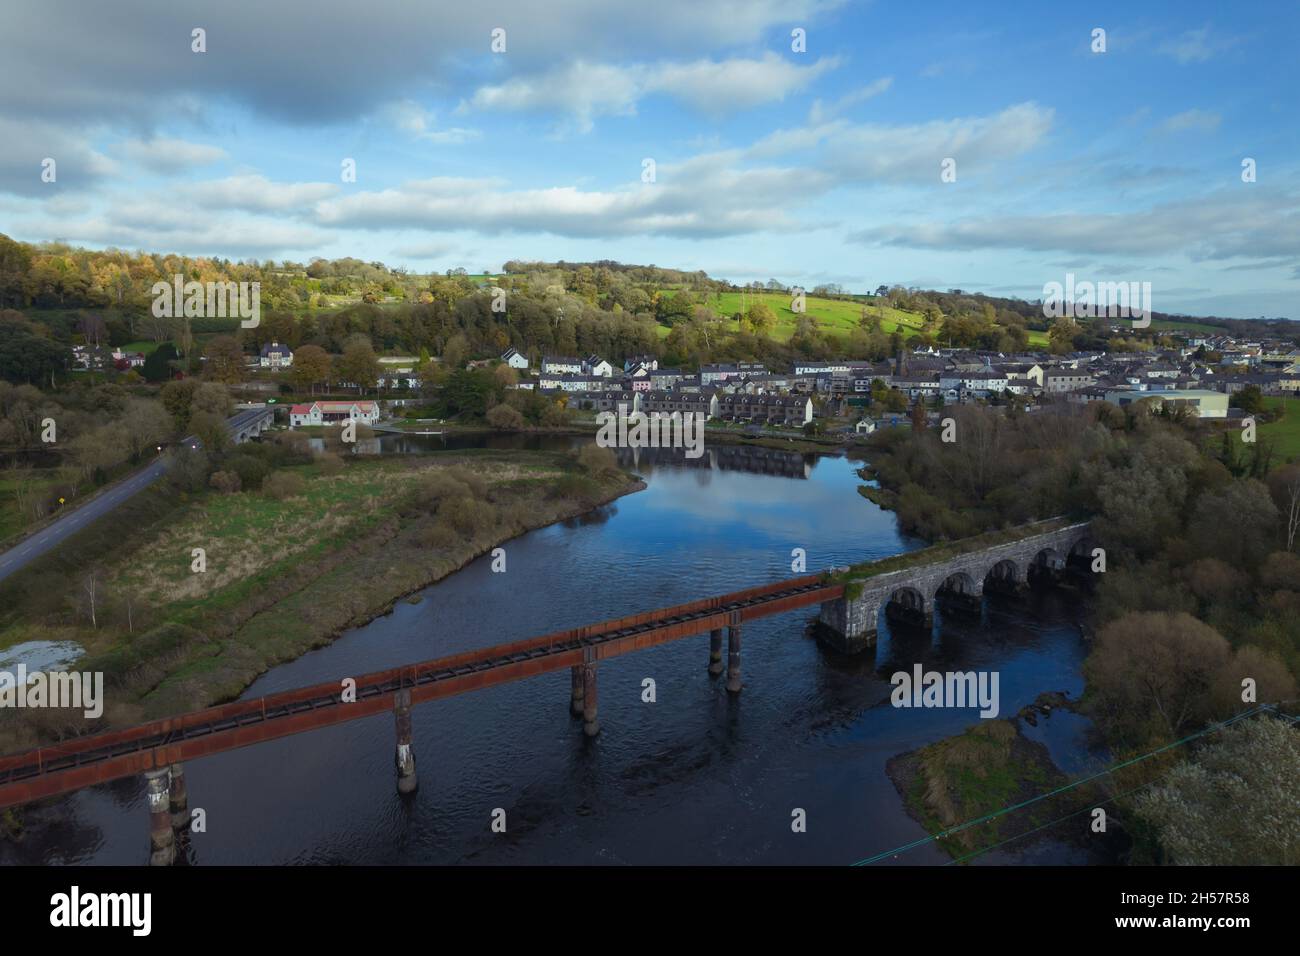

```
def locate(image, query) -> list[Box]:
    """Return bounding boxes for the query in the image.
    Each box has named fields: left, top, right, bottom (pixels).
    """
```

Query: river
left=12, top=435, right=1106, bottom=865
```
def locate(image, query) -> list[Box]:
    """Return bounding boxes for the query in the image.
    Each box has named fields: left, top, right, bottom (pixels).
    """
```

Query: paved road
left=0, top=407, right=275, bottom=585
left=0, top=451, right=179, bottom=585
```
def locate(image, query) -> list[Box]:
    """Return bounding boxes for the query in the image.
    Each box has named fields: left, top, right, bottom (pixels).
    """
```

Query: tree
left=1235, top=384, right=1264, bottom=415
left=160, top=379, right=200, bottom=430
left=190, top=382, right=233, bottom=419
left=743, top=302, right=776, bottom=337
left=336, top=338, right=381, bottom=393
left=203, top=336, right=246, bottom=383
left=0, top=234, right=33, bottom=308
left=119, top=398, right=172, bottom=463
left=1135, top=718, right=1300, bottom=865
left=189, top=410, right=230, bottom=454
left=290, top=344, right=332, bottom=394
left=141, top=343, right=178, bottom=383
left=486, top=404, right=525, bottom=430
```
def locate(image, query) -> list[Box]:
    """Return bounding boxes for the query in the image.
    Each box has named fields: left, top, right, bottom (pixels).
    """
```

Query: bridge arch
left=882, top=585, right=929, bottom=630
left=935, top=570, right=979, bottom=598
left=984, top=558, right=1021, bottom=592
left=1066, top=536, right=1101, bottom=573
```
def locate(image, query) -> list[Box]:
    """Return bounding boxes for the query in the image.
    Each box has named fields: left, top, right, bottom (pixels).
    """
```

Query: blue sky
left=1, top=0, right=1297, bottom=318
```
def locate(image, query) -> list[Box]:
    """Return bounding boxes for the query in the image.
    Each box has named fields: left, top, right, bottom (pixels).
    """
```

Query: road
left=0, top=407, right=272, bottom=585
left=0, top=452, right=178, bottom=585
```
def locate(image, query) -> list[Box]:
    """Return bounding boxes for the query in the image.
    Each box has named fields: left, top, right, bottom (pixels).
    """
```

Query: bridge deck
left=0, top=574, right=841, bottom=808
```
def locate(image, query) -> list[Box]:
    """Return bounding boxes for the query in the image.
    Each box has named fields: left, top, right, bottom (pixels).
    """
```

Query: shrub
left=226, top=453, right=271, bottom=490
left=550, top=473, right=600, bottom=505
left=442, top=496, right=497, bottom=537
left=486, top=404, right=525, bottom=430
left=263, top=470, right=307, bottom=500
left=575, top=443, right=619, bottom=478
left=315, top=452, right=345, bottom=475
left=209, top=470, right=242, bottom=494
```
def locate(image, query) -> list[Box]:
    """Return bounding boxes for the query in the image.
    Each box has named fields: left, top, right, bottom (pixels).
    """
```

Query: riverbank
left=0, top=448, right=645, bottom=752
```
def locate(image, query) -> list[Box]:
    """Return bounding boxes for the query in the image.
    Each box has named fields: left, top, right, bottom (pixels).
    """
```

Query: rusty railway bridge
left=0, top=573, right=841, bottom=863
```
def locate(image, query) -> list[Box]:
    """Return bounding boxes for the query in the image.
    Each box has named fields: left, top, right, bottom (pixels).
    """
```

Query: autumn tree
left=290, top=344, right=332, bottom=394
left=203, top=336, right=246, bottom=383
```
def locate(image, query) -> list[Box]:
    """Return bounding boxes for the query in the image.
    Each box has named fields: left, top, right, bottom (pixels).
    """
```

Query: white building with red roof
left=289, top=400, right=381, bottom=428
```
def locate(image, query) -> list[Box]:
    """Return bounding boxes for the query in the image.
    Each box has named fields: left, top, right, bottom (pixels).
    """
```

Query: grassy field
left=1227, top=396, right=1300, bottom=463
left=0, top=448, right=642, bottom=744
left=660, top=289, right=1052, bottom=348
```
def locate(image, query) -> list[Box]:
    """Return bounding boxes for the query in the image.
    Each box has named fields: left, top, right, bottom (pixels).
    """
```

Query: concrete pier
left=570, top=665, right=585, bottom=716
left=726, top=616, right=742, bottom=694
left=708, top=628, right=724, bottom=676
left=168, top=762, right=188, bottom=830
left=394, top=688, right=417, bottom=795
left=582, top=660, right=600, bottom=737
left=145, top=768, right=175, bottom=866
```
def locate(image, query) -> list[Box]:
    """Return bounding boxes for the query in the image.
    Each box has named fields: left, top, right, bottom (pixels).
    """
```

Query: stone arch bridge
left=817, top=518, right=1093, bottom=652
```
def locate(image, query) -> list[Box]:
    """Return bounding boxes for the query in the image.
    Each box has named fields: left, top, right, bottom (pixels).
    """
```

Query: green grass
left=120, top=340, right=161, bottom=354
left=832, top=515, right=1078, bottom=587
left=1227, top=396, right=1300, bottom=463
left=662, top=289, right=1051, bottom=348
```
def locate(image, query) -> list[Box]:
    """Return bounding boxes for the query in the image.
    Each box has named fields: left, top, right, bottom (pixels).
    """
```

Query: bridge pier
left=169, top=762, right=188, bottom=831
left=394, top=688, right=417, bottom=794
left=708, top=628, right=724, bottom=676
left=582, top=659, right=600, bottom=737
left=726, top=615, right=742, bottom=694
left=145, top=768, right=175, bottom=866
left=569, top=665, right=585, bottom=716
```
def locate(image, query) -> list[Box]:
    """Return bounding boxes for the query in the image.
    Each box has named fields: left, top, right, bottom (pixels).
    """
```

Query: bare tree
left=83, top=570, right=98, bottom=629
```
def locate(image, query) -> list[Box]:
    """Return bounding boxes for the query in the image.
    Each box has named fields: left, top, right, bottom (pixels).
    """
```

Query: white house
left=501, top=347, right=529, bottom=370
left=583, top=354, right=614, bottom=377
left=289, top=401, right=381, bottom=428
left=259, top=342, right=294, bottom=369
left=542, top=355, right=583, bottom=375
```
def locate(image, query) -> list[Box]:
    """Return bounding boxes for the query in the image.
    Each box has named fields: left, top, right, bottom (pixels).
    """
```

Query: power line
left=851, top=704, right=1269, bottom=867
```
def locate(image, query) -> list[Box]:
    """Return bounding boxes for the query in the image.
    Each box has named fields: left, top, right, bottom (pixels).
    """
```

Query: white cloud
left=465, top=54, right=840, bottom=130
left=751, top=102, right=1054, bottom=184
left=384, top=101, right=481, bottom=144
left=1159, top=27, right=1239, bottom=64
left=112, top=138, right=227, bottom=173
left=849, top=189, right=1300, bottom=267
left=808, top=76, right=893, bottom=124
left=1160, top=109, right=1222, bottom=134
left=189, top=174, right=339, bottom=213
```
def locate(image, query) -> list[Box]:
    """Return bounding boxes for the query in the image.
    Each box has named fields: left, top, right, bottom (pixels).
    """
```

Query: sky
left=0, top=0, right=1297, bottom=319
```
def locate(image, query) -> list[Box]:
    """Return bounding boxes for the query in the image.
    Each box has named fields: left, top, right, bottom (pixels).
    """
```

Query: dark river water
left=15, top=434, right=1105, bottom=866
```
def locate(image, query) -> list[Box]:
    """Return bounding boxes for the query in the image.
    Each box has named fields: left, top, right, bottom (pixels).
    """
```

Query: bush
left=486, top=404, right=526, bottom=430
left=442, top=496, right=497, bottom=537
left=416, top=521, right=460, bottom=550
left=226, top=453, right=271, bottom=491
left=272, top=430, right=313, bottom=464
left=550, top=473, right=600, bottom=505
left=315, top=452, right=345, bottom=475
left=263, top=470, right=307, bottom=500
left=209, top=470, right=242, bottom=494
left=575, top=443, right=619, bottom=478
